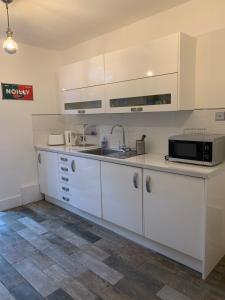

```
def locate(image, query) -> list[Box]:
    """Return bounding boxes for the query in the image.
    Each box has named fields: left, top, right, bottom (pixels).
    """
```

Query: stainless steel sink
left=80, top=148, right=137, bottom=159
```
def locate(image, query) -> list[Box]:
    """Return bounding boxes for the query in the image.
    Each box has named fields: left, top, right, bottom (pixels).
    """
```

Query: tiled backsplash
left=32, top=109, right=225, bottom=155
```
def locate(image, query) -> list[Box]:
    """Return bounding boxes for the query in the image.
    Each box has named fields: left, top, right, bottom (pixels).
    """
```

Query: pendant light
left=1, top=0, right=18, bottom=54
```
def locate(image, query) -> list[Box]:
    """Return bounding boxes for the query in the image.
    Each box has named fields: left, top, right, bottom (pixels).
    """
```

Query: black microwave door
left=169, top=140, right=204, bottom=161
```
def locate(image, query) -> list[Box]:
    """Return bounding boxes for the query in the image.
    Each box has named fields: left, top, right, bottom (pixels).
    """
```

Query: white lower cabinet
left=101, top=162, right=143, bottom=235
left=143, top=169, right=204, bottom=260
left=58, top=154, right=102, bottom=217
left=37, top=151, right=59, bottom=200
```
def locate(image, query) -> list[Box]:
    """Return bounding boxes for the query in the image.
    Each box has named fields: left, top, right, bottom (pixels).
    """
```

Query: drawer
left=59, top=193, right=72, bottom=203
left=59, top=174, right=72, bottom=185
left=58, top=154, right=74, bottom=165
left=59, top=183, right=72, bottom=195
left=58, top=162, right=76, bottom=175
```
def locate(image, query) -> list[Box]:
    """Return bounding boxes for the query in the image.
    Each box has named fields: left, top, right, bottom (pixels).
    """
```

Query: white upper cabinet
left=104, top=33, right=179, bottom=83
left=104, top=32, right=196, bottom=112
left=59, top=55, right=105, bottom=90
left=105, top=73, right=178, bottom=113
left=60, top=85, right=105, bottom=114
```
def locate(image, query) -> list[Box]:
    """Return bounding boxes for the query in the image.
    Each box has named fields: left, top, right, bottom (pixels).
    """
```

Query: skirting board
left=0, top=184, right=43, bottom=211
left=46, top=196, right=202, bottom=275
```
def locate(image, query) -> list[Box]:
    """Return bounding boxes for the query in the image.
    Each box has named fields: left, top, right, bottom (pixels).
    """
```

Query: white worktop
left=35, top=144, right=225, bottom=179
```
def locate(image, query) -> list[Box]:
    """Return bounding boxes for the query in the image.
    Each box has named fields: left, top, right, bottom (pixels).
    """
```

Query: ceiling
left=0, top=0, right=190, bottom=50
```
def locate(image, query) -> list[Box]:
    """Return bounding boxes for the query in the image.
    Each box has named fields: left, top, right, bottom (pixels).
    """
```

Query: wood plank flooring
left=0, top=200, right=224, bottom=299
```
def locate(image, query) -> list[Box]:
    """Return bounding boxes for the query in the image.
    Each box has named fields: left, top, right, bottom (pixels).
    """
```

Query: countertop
left=35, top=144, right=225, bottom=179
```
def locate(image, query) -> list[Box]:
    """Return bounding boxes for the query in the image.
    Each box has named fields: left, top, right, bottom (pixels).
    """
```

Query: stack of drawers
left=58, top=154, right=76, bottom=204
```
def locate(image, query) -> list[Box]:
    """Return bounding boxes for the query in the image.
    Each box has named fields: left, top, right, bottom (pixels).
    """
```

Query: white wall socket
left=215, top=111, right=225, bottom=121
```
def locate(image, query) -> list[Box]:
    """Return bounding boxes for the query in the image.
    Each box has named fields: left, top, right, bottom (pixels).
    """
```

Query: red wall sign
left=1, top=83, right=34, bottom=101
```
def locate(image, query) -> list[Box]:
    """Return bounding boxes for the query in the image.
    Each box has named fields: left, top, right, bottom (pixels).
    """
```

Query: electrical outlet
left=215, top=111, right=225, bottom=121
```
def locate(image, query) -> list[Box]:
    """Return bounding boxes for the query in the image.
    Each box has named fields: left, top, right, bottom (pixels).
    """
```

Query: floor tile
left=14, top=258, right=58, bottom=297
left=18, top=217, right=48, bottom=235
left=43, top=264, right=71, bottom=283
left=46, top=288, right=74, bottom=300
left=9, top=281, right=44, bottom=300
left=71, top=251, right=123, bottom=285
left=55, top=226, right=90, bottom=248
left=61, top=278, right=97, bottom=300
left=41, top=245, right=88, bottom=277
left=65, top=223, right=101, bottom=243
left=81, top=244, right=111, bottom=261
left=157, top=285, right=192, bottom=300
left=0, top=281, right=15, bottom=300
left=78, top=271, right=133, bottom=300
left=43, top=232, right=77, bottom=255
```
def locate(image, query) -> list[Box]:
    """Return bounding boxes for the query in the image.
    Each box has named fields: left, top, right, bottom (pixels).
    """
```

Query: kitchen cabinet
left=105, top=73, right=178, bottom=113
left=104, top=32, right=196, bottom=112
left=143, top=169, right=204, bottom=260
left=58, top=55, right=105, bottom=90
left=60, top=85, right=105, bottom=114
left=37, top=151, right=59, bottom=200
left=104, top=33, right=179, bottom=83
left=101, top=162, right=143, bottom=234
left=58, top=154, right=101, bottom=217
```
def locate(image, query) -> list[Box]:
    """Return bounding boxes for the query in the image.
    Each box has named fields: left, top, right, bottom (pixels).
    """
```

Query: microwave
left=168, top=134, right=225, bottom=166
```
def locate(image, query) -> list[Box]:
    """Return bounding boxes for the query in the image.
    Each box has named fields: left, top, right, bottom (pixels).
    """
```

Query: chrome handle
left=38, top=153, right=41, bottom=164
left=62, top=186, right=69, bottom=192
left=61, top=176, right=69, bottom=182
left=61, top=167, right=68, bottom=172
left=71, top=160, right=76, bottom=172
left=78, top=110, right=86, bottom=114
left=62, top=196, right=70, bottom=202
left=133, top=172, right=138, bottom=189
left=60, top=157, right=68, bottom=162
left=146, top=176, right=151, bottom=193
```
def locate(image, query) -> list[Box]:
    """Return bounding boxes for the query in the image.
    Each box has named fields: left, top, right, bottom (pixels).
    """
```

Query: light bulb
left=3, top=35, right=18, bottom=54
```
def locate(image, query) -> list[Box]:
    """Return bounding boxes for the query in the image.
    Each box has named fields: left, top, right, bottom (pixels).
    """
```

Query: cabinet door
left=61, top=85, right=105, bottom=115
left=59, top=55, right=105, bottom=90
left=143, top=169, right=204, bottom=259
left=105, top=73, right=178, bottom=113
left=105, top=33, right=179, bottom=83
left=101, top=162, right=143, bottom=234
left=37, top=151, right=59, bottom=200
left=59, top=156, right=101, bottom=217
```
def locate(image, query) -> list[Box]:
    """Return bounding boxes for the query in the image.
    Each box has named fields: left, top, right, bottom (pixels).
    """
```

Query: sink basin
left=80, top=148, right=137, bottom=159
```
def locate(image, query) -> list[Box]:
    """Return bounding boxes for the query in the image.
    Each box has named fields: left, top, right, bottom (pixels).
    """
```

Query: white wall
left=0, top=42, right=60, bottom=209
left=35, top=0, right=225, bottom=157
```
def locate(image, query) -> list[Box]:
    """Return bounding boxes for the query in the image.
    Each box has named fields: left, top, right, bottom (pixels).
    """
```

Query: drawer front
left=59, top=193, right=72, bottom=203
left=59, top=183, right=72, bottom=195
left=58, top=161, right=76, bottom=175
left=59, top=174, right=72, bottom=185
left=58, top=154, right=73, bottom=165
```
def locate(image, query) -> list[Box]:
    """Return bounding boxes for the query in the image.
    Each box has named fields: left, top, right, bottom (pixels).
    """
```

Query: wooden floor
left=0, top=201, right=224, bottom=300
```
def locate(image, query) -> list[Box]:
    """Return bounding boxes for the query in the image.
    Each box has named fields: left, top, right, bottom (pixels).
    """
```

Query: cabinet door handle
left=61, top=176, right=69, bottom=182
left=133, top=172, right=138, bottom=189
left=61, top=167, right=68, bottom=172
left=38, top=153, right=41, bottom=164
left=71, top=160, right=76, bottom=172
left=146, top=176, right=151, bottom=193
left=62, top=186, right=69, bottom=192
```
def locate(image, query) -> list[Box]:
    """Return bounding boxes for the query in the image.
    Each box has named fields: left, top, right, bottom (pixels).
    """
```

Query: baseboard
left=0, top=184, right=43, bottom=211
left=46, top=196, right=202, bottom=275
left=0, top=195, right=22, bottom=211
left=20, top=183, right=43, bottom=205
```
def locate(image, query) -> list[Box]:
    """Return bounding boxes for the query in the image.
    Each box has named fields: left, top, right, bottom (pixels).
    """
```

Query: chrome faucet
left=110, top=124, right=129, bottom=152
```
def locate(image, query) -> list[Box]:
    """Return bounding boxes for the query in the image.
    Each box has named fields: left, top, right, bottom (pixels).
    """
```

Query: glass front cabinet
left=105, top=73, right=178, bottom=113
